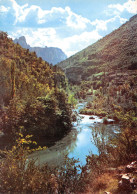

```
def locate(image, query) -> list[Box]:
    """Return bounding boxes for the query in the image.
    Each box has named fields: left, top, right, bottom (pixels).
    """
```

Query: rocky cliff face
left=14, top=36, right=29, bottom=49
left=14, top=36, right=67, bottom=65
left=58, top=14, right=137, bottom=83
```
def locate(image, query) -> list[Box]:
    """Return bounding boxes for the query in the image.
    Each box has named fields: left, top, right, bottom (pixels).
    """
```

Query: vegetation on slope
left=0, top=14, right=137, bottom=193
left=0, top=133, right=86, bottom=193
left=0, top=31, right=73, bottom=146
left=0, top=31, right=85, bottom=194
left=58, top=14, right=137, bottom=84
left=58, top=14, right=137, bottom=193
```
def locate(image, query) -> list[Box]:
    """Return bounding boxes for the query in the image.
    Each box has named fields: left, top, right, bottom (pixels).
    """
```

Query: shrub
left=0, top=133, right=87, bottom=193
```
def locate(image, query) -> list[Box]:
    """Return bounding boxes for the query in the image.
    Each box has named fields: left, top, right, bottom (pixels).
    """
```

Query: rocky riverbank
left=87, top=159, right=137, bottom=194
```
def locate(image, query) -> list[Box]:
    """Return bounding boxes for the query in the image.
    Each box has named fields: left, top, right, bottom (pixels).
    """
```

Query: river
left=29, top=103, right=120, bottom=167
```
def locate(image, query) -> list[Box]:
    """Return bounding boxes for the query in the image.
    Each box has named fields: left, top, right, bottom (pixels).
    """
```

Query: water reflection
left=29, top=104, right=120, bottom=168
left=68, top=115, right=99, bottom=166
left=29, top=128, right=78, bottom=167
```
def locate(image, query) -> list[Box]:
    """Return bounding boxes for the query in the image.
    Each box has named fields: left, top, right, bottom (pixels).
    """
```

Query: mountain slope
left=0, top=31, right=71, bottom=142
left=58, top=14, right=137, bottom=84
left=14, top=36, right=67, bottom=65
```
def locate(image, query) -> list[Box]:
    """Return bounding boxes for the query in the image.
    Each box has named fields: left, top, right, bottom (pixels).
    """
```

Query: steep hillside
left=14, top=36, right=67, bottom=65
left=0, top=31, right=71, bottom=144
left=58, top=14, right=137, bottom=84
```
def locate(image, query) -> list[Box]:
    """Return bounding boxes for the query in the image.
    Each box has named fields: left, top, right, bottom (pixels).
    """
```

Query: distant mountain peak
left=13, top=36, right=67, bottom=65
left=18, top=36, right=26, bottom=41
left=14, top=36, right=30, bottom=49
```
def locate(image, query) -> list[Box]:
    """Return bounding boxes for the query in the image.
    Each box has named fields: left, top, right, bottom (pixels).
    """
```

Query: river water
left=29, top=103, right=120, bottom=167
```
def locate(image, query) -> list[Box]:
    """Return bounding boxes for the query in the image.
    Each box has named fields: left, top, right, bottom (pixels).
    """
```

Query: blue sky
left=0, top=0, right=137, bottom=56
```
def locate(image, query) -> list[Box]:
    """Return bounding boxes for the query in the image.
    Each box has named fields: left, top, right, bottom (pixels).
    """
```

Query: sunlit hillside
left=58, top=14, right=137, bottom=85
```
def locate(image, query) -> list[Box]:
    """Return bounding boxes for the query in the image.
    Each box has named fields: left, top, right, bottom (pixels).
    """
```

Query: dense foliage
left=73, top=69, right=137, bottom=165
left=0, top=133, right=86, bottom=193
left=0, top=14, right=137, bottom=192
left=0, top=31, right=72, bottom=145
left=62, top=15, right=137, bottom=168
left=57, top=15, right=137, bottom=193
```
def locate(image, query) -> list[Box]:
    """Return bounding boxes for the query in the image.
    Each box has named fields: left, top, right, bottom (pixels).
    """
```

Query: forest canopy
left=0, top=31, right=72, bottom=145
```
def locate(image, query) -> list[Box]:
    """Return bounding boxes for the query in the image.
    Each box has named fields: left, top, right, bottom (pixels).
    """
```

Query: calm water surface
left=29, top=103, right=120, bottom=167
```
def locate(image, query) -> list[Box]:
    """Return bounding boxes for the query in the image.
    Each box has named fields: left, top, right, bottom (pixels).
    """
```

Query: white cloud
left=124, top=0, right=137, bottom=14
left=91, top=19, right=110, bottom=31
left=108, top=4, right=125, bottom=13
left=10, top=28, right=56, bottom=47
left=9, top=0, right=29, bottom=24
left=10, top=28, right=102, bottom=57
left=6, top=0, right=103, bottom=56
left=62, top=30, right=102, bottom=56
left=118, top=16, right=128, bottom=24
left=108, top=0, right=137, bottom=15
left=0, top=5, right=10, bottom=13
left=90, top=16, right=127, bottom=31
left=66, top=6, right=91, bottom=30
left=6, top=0, right=128, bottom=57
left=8, top=0, right=90, bottom=30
